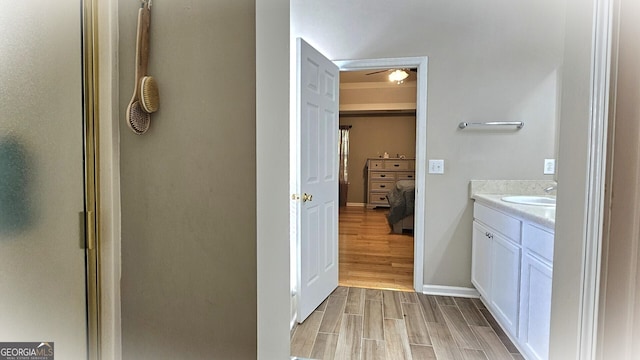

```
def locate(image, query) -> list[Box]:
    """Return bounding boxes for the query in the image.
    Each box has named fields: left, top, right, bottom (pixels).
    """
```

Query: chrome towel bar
left=458, top=121, right=524, bottom=129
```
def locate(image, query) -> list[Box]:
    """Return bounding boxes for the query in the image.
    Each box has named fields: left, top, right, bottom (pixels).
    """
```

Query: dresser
left=366, top=158, right=415, bottom=209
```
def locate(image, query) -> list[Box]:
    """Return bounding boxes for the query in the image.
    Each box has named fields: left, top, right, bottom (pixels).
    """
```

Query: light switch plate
left=429, top=159, right=445, bottom=174
left=544, top=159, right=556, bottom=175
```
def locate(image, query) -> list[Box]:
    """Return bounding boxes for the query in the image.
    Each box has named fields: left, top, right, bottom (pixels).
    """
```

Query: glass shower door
left=0, top=1, right=89, bottom=358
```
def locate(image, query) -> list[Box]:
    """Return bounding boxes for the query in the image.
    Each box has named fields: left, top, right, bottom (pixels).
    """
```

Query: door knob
left=302, top=193, right=313, bottom=203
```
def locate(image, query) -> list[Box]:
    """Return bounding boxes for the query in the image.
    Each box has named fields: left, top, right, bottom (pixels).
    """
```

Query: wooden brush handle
left=130, top=3, right=150, bottom=103
left=138, top=4, right=151, bottom=79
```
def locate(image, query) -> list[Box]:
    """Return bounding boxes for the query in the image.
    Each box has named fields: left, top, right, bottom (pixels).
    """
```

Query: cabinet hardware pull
left=394, top=164, right=400, bottom=167
left=380, top=185, right=385, bottom=188
left=380, top=174, right=386, bottom=177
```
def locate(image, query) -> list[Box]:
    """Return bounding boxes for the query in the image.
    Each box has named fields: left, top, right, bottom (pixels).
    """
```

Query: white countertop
left=472, top=193, right=556, bottom=230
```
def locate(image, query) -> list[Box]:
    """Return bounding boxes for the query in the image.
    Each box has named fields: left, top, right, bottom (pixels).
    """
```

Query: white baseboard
left=422, top=284, right=480, bottom=298
left=290, top=293, right=297, bottom=331
left=346, top=202, right=366, bottom=207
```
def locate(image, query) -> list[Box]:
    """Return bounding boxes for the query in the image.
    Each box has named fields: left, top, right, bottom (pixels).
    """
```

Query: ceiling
left=340, top=68, right=418, bottom=84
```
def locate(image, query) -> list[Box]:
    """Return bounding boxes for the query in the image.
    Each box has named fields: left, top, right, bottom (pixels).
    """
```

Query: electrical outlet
left=429, top=159, right=445, bottom=174
left=544, top=159, right=556, bottom=175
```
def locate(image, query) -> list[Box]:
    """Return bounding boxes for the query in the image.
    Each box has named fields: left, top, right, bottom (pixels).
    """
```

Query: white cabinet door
left=472, top=221, right=492, bottom=300
left=491, top=233, right=521, bottom=336
left=519, top=252, right=553, bottom=360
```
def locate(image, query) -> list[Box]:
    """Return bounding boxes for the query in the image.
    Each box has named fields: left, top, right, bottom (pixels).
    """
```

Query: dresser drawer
left=368, top=192, right=389, bottom=205
left=370, top=181, right=395, bottom=191
left=384, top=160, right=410, bottom=170
left=369, top=160, right=384, bottom=170
left=397, top=172, right=415, bottom=180
left=370, top=171, right=395, bottom=180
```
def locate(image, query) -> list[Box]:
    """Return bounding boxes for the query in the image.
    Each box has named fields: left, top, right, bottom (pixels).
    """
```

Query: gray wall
left=293, top=0, right=565, bottom=287
left=339, top=116, right=416, bottom=203
left=118, top=1, right=256, bottom=358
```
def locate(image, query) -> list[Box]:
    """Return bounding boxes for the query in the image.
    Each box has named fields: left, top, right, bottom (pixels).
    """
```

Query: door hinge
left=86, top=210, right=95, bottom=250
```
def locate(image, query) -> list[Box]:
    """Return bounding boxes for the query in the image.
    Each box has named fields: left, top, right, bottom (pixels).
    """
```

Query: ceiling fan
left=365, top=68, right=417, bottom=84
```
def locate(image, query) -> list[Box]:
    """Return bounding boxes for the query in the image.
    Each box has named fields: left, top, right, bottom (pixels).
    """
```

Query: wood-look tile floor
left=291, top=286, right=523, bottom=360
left=339, top=207, right=414, bottom=291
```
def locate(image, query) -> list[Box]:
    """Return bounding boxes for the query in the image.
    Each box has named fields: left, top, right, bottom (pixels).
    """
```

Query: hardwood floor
left=339, top=207, right=414, bottom=291
left=291, top=287, right=522, bottom=360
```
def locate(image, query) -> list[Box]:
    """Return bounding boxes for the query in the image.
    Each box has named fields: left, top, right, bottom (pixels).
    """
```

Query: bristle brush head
left=140, top=76, right=159, bottom=113
left=127, top=101, right=151, bottom=134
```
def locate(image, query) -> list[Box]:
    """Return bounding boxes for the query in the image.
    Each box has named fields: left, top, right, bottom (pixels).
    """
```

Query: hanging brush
left=126, top=0, right=159, bottom=134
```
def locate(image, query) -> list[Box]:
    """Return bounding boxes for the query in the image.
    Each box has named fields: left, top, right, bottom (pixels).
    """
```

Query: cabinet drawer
left=397, top=172, right=415, bottom=180
left=523, top=224, right=554, bottom=263
left=370, top=171, right=395, bottom=180
left=370, top=181, right=395, bottom=191
left=368, top=192, right=389, bottom=205
left=384, top=160, right=409, bottom=170
left=474, top=203, right=522, bottom=243
left=369, top=160, right=383, bottom=170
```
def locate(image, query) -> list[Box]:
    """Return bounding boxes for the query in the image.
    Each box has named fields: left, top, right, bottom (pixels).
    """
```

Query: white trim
left=97, top=0, right=122, bottom=359
left=345, top=202, right=366, bottom=207
left=422, top=285, right=480, bottom=298
left=340, top=81, right=417, bottom=90
left=290, top=293, right=297, bottom=331
left=340, top=103, right=416, bottom=112
left=336, top=56, right=428, bottom=294
left=580, top=0, right=613, bottom=358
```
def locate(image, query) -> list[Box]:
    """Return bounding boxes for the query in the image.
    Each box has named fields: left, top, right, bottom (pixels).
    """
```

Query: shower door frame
left=82, top=0, right=101, bottom=359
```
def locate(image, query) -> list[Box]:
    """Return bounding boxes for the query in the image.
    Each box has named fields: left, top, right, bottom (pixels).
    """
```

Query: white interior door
left=0, top=1, right=88, bottom=358
left=296, top=38, right=339, bottom=323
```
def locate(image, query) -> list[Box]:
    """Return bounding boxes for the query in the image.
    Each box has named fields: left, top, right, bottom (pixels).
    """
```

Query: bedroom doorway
left=335, top=57, right=428, bottom=293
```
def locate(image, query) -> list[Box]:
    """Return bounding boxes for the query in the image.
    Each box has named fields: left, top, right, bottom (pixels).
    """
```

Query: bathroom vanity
left=471, top=190, right=555, bottom=360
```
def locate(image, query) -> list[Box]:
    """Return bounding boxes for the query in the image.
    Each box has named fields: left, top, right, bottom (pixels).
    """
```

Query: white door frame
left=334, top=56, right=428, bottom=292
left=576, top=0, right=612, bottom=357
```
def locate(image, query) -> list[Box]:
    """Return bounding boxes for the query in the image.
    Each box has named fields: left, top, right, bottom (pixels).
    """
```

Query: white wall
left=598, top=0, right=640, bottom=356
left=551, top=0, right=612, bottom=358
left=292, top=0, right=565, bottom=288
left=257, top=0, right=291, bottom=359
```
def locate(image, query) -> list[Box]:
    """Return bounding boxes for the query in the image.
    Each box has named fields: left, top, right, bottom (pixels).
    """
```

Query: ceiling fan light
left=388, top=69, right=409, bottom=84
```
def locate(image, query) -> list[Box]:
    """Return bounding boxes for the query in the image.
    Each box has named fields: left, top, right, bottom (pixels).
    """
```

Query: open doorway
left=336, top=56, right=428, bottom=294
left=337, top=68, right=418, bottom=291
left=289, top=47, right=428, bottom=326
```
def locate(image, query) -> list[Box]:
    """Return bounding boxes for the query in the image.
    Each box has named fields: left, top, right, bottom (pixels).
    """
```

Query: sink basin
left=501, top=195, right=556, bottom=207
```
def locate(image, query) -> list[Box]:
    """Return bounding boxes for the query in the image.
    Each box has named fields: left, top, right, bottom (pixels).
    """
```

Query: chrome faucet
left=544, top=185, right=557, bottom=194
